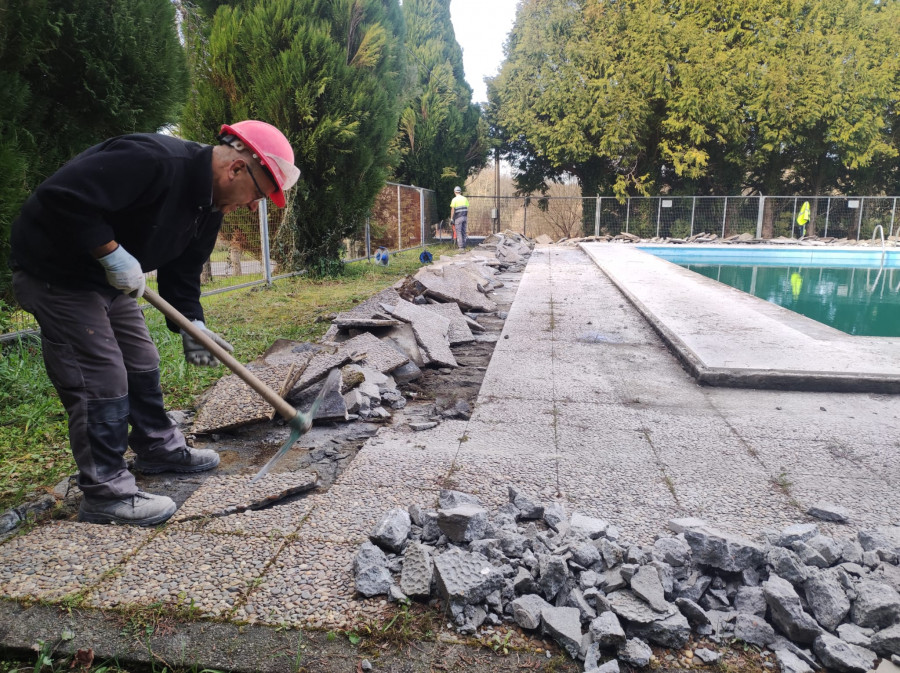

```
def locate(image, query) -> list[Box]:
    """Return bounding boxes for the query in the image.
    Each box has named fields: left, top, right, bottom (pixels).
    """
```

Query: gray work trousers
left=454, top=217, right=468, bottom=249
left=12, top=271, right=186, bottom=501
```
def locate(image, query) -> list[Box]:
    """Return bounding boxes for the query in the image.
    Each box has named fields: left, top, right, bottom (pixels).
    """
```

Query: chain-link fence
left=460, top=195, right=899, bottom=241
left=344, top=183, right=439, bottom=261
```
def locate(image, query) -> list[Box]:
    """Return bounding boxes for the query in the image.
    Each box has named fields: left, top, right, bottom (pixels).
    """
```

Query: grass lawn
left=0, top=245, right=459, bottom=512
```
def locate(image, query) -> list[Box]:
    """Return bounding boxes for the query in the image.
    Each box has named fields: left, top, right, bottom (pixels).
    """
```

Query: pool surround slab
left=581, top=242, right=900, bottom=392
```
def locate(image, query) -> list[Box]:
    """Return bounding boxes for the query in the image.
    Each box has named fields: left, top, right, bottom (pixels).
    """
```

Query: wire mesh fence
left=345, top=183, right=439, bottom=260
left=463, top=195, right=899, bottom=241
left=3, top=190, right=897, bottom=340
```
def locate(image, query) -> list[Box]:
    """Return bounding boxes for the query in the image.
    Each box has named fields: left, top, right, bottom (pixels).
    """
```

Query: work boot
left=133, top=447, right=220, bottom=474
left=78, top=491, right=176, bottom=526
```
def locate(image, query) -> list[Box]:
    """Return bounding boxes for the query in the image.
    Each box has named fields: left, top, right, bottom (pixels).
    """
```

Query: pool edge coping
left=579, top=242, right=900, bottom=394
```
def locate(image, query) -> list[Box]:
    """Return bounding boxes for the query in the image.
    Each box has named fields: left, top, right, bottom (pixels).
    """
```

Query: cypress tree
left=393, top=0, right=486, bottom=214
left=183, top=0, right=407, bottom=273
left=0, top=0, right=188, bottom=302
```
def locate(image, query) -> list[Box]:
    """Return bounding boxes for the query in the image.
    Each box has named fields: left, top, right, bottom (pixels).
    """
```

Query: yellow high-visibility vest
left=797, top=201, right=810, bottom=226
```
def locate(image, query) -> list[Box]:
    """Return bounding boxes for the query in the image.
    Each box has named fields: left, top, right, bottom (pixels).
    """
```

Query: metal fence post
left=891, top=197, right=898, bottom=237
left=856, top=197, right=865, bottom=240
left=365, top=216, right=371, bottom=260
left=756, top=195, right=765, bottom=239
left=791, top=197, right=797, bottom=238
left=721, top=196, right=728, bottom=238
left=824, top=197, right=831, bottom=237
left=656, top=197, right=662, bottom=237
left=690, top=197, right=696, bottom=237
left=625, top=197, right=631, bottom=234
left=396, top=184, right=402, bottom=251
left=419, top=188, right=425, bottom=247
left=523, top=199, right=528, bottom=238
left=258, top=199, right=272, bottom=285
left=594, top=196, right=601, bottom=236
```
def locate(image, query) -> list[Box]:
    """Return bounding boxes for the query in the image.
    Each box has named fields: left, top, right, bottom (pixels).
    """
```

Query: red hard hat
left=219, top=120, right=300, bottom=207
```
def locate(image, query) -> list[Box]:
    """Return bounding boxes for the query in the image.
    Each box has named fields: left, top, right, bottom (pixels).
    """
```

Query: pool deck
left=582, top=242, right=900, bottom=392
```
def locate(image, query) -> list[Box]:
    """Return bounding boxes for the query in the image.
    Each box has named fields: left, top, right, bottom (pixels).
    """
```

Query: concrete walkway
left=1, top=244, right=899, bottom=640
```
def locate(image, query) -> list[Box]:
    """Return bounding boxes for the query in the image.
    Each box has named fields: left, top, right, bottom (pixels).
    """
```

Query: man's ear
left=227, top=158, right=246, bottom=181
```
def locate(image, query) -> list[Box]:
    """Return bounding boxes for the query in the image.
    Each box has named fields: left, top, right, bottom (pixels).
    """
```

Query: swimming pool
left=640, top=245, right=900, bottom=337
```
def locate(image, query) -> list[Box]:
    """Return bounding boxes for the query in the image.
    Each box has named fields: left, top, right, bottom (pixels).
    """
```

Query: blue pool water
left=640, top=245, right=900, bottom=336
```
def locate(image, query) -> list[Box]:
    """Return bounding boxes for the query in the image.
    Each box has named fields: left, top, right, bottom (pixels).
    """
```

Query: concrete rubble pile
left=553, top=231, right=898, bottom=248
left=189, top=233, right=534, bottom=434
left=355, top=488, right=900, bottom=673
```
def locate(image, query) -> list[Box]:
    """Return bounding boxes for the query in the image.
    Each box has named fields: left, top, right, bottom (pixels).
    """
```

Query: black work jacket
left=10, top=133, right=223, bottom=331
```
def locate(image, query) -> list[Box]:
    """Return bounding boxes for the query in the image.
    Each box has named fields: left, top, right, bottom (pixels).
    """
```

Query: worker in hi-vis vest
left=450, top=186, right=469, bottom=250
left=796, top=201, right=810, bottom=239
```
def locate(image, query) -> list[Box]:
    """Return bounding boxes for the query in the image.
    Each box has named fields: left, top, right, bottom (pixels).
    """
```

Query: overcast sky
left=450, top=0, right=519, bottom=105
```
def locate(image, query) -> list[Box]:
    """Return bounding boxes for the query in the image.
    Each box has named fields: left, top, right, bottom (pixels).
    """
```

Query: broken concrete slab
left=288, top=376, right=348, bottom=422
left=172, top=472, right=318, bottom=522
left=382, top=323, right=429, bottom=367
left=386, top=299, right=457, bottom=368
left=335, top=332, right=409, bottom=375
left=192, top=362, right=299, bottom=434
left=414, top=265, right=497, bottom=312
left=287, top=350, right=353, bottom=398
left=261, top=339, right=320, bottom=374
left=419, top=302, right=475, bottom=344
left=332, top=318, right=402, bottom=330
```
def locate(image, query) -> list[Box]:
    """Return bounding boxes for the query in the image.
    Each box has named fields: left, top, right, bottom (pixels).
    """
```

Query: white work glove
left=181, top=320, right=234, bottom=367
left=97, top=246, right=145, bottom=298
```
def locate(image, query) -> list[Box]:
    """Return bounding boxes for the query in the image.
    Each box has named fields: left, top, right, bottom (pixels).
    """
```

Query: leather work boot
left=133, top=447, right=220, bottom=474
left=79, top=491, right=176, bottom=526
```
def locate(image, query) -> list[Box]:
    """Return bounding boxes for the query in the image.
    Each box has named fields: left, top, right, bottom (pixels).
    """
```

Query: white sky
left=450, top=0, right=519, bottom=105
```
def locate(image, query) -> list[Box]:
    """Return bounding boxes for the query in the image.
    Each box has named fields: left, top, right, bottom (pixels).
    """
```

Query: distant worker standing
left=796, top=200, right=810, bottom=239
left=10, top=120, right=300, bottom=526
left=450, top=186, right=469, bottom=250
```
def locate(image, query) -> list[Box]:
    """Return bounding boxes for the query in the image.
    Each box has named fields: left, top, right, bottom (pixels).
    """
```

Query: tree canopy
left=182, top=0, right=407, bottom=273
left=392, top=0, right=487, bottom=215
left=0, top=0, right=188, bottom=301
left=488, top=0, right=900, bottom=198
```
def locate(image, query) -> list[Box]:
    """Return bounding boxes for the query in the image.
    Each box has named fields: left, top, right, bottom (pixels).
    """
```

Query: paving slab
left=420, top=302, right=476, bottom=344
left=298, top=484, right=438, bottom=545
left=387, top=298, right=457, bottom=368
left=172, top=472, right=319, bottom=523
left=0, top=522, right=152, bottom=601
left=192, top=362, right=298, bottom=433
left=85, top=530, right=283, bottom=617
left=234, top=538, right=387, bottom=629
left=414, top=264, right=498, bottom=312
left=333, top=331, right=409, bottom=374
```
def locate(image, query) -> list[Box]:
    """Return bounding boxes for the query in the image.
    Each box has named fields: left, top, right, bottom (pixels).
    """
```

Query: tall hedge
left=182, top=0, right=407, bottom=273
left=0, top=0, right=188, bottom=303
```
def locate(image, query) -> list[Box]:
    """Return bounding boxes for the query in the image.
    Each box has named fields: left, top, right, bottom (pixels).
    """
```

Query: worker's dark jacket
left=10, top=133, right=223, bottom=332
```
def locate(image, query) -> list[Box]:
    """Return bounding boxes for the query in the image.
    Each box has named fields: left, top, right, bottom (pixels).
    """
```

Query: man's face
left=214, top=159, right=277, bottom=214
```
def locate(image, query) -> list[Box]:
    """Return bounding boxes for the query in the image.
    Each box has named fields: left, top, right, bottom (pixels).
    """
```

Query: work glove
left=181, top=320, right=234, bottom=367
left=97, top=246, right=145, bottom=298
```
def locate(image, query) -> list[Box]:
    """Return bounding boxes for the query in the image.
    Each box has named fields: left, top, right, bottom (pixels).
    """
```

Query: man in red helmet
left=9, top=121, right=300, bottom=526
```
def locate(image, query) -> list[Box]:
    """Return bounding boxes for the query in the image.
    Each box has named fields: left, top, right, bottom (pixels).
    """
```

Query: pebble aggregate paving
left=0, top=522, right=151, bottom=601
left=2, top=243, right=899, bottom=638
left=85, top=530, right=283, bottom=617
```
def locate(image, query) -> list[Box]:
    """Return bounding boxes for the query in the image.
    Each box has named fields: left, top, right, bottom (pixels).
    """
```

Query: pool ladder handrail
left=865, top=225, right=888, bottom=293
left=872, top=225, right=886, bottom=268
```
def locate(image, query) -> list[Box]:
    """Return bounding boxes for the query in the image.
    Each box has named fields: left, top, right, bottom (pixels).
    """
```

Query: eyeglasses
left=245, top=163, right=271, bottom=202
